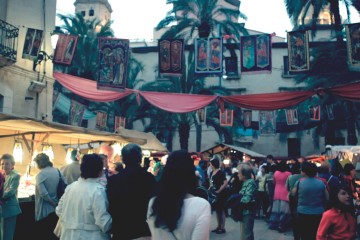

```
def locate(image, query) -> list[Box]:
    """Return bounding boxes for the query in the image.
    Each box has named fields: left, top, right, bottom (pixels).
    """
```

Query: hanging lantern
left=42, top=144, right=54, bottom=161
left=142, top=150, right=151, bottom=158
left=31, top=150, right=39, bottom=167
left=65, top=147, right=74, bottom=164
left=13, top=140, right=23, bottom=164
left=87, top=148, right=95, bottom=154
left=112, top=142, right=122, bottom=156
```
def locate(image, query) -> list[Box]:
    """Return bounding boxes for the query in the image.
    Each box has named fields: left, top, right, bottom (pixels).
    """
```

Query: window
left=89, top=8, right=94, bottom=16
left=288, top=138, right=301, bottom=158
left=81, top=11, right=86, bottom=17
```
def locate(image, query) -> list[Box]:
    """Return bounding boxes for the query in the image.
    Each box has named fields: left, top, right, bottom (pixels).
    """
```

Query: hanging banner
left=345, top=23, right=360, bottom=71
left=241, top=34, right=272, bottom=73
left=53, top=34, right=78, bottom=65
left=158, top=39, right=184, bottom=76
left=98, top=37, right=129, bottom=91
left=309, top=105, right=321, bottom=121
left=69, top=99, right=86, bottom=126
left=287, top=30, right=310, bottom=73
left=285, top=108, right=299, bottom=125
left=326, top=104, right=334, bottom=120
left=195, top=108, right=207, bottom=124
left=219, top=109, right=233, bottom=126
left=259, top=111, right=276, bottom=135
left=114, top=116, right=126, bottom=130
left=195, top=37, right=223, bottom=74
left=225, top=57, right=239, bottom=78
left=242, top=110, right=252, bottom=128
left=96, top=112, right=108, bottom=130
left=22, top=28, right=43, bottom=60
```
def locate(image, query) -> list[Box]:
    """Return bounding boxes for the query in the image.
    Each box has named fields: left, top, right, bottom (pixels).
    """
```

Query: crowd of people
left=0, top=145, right=359, bottom=240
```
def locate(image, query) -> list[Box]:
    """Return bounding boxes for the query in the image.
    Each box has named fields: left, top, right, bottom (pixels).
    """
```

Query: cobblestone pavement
left=210, top=214, right=293, bottom=240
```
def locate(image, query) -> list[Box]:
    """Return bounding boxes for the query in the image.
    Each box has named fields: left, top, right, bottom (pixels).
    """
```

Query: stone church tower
left=74, top=0, right=112, bottom=22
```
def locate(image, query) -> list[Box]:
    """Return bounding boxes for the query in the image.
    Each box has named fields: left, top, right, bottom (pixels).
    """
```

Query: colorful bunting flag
left=241, top=34, right=272, bottom=73
left=219, top=109, right=233, bottom=126
left=242, top=110, right=252, bottom=128
left=309, top=106, right=321, bottom=121
left=53, top=34, right=78, bottom=65
left=195, top=38, right=223, bottom=74
left=22, top=28, right=43, bottom=60
left=98, top=37, right=129, bottom=91
left=345, top=23, right=360, bottom=71
left=195, top=108, right=207, bottom=124
left=69, top=99, right=85, bottom=126
left=287, top=30, right=310, bottom=73
left=114, top=116, right=126, bottom=130
left=259, top=111, right=276, bottom=135
left=158, top=39, right=184, bottom=76
left=285, top=108, right=299, bottom=125
left=96, top=112, right=108, bottom=130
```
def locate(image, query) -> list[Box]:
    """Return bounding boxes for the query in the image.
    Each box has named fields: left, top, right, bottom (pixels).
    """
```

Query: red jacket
left=317, top=208, right=356, bottom=240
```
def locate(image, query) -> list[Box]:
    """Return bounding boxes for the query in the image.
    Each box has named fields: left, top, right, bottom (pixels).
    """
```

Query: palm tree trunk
left=179, top=122, right=190, bottom=150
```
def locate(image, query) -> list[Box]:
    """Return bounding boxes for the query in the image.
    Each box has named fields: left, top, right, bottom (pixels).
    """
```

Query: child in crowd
left=316, top=184, right=356, bottom=240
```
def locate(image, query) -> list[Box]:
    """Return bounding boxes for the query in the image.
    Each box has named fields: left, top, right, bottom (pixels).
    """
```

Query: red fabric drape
left=139, top=91, right=217, bottom=113
left=222, top=90, right=315, bottom=110
left=53, top=72, right=133, bottom=102
left=328, top=81, right=360, bottom=101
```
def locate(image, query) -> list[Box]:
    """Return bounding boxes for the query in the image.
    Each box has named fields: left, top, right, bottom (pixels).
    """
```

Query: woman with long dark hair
left=147, top=150, right=211, bottom=239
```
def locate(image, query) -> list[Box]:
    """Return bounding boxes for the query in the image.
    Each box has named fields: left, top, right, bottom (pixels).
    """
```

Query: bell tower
left=74, top=0, right=112, bottom=22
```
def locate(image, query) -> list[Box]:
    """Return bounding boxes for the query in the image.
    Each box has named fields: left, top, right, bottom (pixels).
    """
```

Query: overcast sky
left=56, top=0, right=359, bottom=40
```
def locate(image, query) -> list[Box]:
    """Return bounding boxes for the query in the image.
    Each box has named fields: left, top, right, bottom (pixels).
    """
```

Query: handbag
left=57, top=169, right=67, bottom=199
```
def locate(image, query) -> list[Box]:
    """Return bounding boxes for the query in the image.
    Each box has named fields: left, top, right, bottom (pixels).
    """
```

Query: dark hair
left=1, top=153, right=15, bottom=166
left=344, top=163, right=355, bottom=175
left=121, top=143, right=142, bottom=166
left=80, top=154, right=103, bottom=179
left=301, top=162, right=317, bottom=177
left=210, top=158, right=220, bottom=169
left=71, top=149, right=78, bottom=161
left=151, top=150, right=197, bottom=232
left=329, top=183, right=354, bottom=213
left=291, top=162, right=301, bottom=174
left=267, top=155, right=274, bottom=159
left=277, top=160, right=290, bottom=172
left=238, top=164, right=253, bottom=179
left=34, top=153, right=53, bottom=169
left=318, top=162, right=330, bottom=174
left=114, top=162, right=124, bottom=172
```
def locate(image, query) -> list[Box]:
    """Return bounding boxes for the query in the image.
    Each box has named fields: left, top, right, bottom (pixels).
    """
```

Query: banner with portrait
left=225, top=57, right=239, bottom=78
left=287, top=30, right=310, bottom=73
left=242, top=110, right=252, bottom=128
left=219, top=109, right=233, bottom=126
left=158, top=39, right=184, bottom=76
left=345, top=23, right=360, bottom=71
left=285, top=108, right=299, bottom=125
left=114, top=116, right=126, bottom=130
left=241, top=34, right=272, bottom=73
left=309, top=105, right=321, bottom=121
left=22, top=28, right=43, bottom=60
left=195, top=108, right=207, bottom=125
left=53, top=34, right=78, bottom=65
left=98, top=38, right=129, bottom=91
left=326, top=104, right=334, bottom=120
left=69, top=99, right=85, bottom=126
left=259, top=111, right=276, bottom=135
left=96, top=112, right=108, bottom=130
left=195, top=38, right=223, bottom=74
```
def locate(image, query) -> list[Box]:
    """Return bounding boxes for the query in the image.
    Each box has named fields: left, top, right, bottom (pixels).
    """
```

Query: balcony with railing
left=0, top=19, right=18, bottom=67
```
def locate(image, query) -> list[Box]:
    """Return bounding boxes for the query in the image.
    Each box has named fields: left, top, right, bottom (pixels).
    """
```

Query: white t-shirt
left=147, top=196, right=211, bottom=240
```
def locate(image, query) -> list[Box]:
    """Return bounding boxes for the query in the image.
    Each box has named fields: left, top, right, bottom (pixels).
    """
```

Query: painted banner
left=53, top=34, right=78, bottom=65
left=22, top=28, right=43, bottom=60
left=98, top=37, right=129, bottom=91
left=219, top=109, right=233, bottom=126
left=346, top=23, right=360, bottom=71
left=259, top=111, right=276, bottom=135
left=241, top=34, right=272, bottom=73
left=195, top=108, right=207, bottom=124
left=285, top=108, right=299, bottom=125
left=158, top=39, right=184, bottom=76
left=114, top=116, right=126, bottom=130
left=69, top=99, right=85, bottom=126
left=96, top=112, right=108, bottom=130
left=195, top=38, right=223, bottom=74
left=242, top=110, right=252, bottom=128
left=225, top=57, right=239, bottom=78
left=287, top=30, right=310, bottom=73
left=309, top=105, right=321, bottom=121
left=326, top=104, right=334, bottom=120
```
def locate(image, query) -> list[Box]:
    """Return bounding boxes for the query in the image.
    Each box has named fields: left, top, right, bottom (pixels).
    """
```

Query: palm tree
left=155, top=0, right=248, bottom=151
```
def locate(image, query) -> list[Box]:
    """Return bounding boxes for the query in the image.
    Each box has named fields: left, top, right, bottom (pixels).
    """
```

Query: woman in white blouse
left=147, top=150, right=211, bottom=240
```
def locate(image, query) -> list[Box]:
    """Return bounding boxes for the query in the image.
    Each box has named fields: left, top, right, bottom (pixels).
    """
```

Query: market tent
left=0, top=113, right=146, bottom=146
left=115, top=128, right=168, bottom=152
left=201, top=143, right=266, bottom=159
